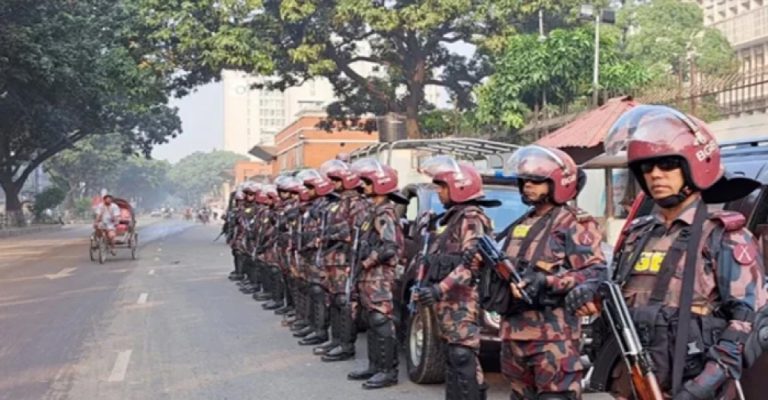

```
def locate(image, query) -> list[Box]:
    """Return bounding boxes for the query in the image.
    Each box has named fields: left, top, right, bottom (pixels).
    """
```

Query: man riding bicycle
left=94, top=194, right=121, bottom=255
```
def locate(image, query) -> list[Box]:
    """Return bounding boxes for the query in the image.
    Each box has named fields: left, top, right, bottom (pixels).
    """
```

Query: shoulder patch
left=709, top=210, right=746, bottom=232
left=733, top=243, right=758, bottom=265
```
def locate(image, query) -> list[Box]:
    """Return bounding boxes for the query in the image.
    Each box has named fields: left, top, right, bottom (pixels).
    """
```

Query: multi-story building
left=222, top=71, right=337, bottom=157
left=696, top=0, right=768, bottom=72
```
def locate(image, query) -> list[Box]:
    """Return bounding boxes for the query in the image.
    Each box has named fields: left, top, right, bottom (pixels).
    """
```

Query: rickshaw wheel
left=98, top=237, right=106, bottom=264
left=131, top=233, right=138, bottom=260
left=89, top=236, right=97, bottom=262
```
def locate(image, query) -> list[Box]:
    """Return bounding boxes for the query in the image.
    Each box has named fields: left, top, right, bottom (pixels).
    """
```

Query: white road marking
left=148, top=269, right=155, bottom=275
left=137, top=293, right=148, bottom=304
left=107, top=350, right=133, bottom=382
left=44, top=267, right=77, bottom=280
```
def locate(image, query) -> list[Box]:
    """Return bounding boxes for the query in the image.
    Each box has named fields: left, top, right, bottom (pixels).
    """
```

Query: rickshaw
left=90, top=198, right=138, bottom=263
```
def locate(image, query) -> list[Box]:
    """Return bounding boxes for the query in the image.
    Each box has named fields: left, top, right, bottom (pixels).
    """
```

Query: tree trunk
left=405, top=100, right=421, bottom=139
left=0, top=178, right=25, bottom=227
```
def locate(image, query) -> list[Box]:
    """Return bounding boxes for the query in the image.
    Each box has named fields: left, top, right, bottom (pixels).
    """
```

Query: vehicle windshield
left=427, top=185, right=528, bottom=233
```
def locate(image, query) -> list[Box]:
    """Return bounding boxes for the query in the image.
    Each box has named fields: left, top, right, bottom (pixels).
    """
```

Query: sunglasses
left=519, top=176, right=548, bottom=184
left=639, top=157, right=683, bottom=174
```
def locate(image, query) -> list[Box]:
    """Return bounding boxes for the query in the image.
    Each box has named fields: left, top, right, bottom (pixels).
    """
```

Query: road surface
left=0, top=221, right=611, bottom=400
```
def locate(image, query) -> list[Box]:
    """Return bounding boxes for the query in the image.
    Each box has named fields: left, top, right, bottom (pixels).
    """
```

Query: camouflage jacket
left=232, top=202, right=259, bottom=253
left=430, top=204, right=493, bottom=297
left=322, top=190, right=370, bottom=267
left=500, top=205, right=607, bottom=341
left=359, top=201, right=404, bottom=281
left=618, top=198, right=767, bottom=386
left=300, top=196, right=332, bottom=256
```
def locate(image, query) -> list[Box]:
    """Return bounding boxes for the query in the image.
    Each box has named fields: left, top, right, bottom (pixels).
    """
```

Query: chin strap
left=655, top=186, right=693, bottom=209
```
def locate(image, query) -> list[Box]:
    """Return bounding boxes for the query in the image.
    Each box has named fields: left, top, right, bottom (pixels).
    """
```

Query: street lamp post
left=581, top=3, right=617, bottom=107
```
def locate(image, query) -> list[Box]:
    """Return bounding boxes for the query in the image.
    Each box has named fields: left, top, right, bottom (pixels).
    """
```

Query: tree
left=33, top=186, right=66, bottom=220
left=475, top=25, right=650, bottom=132
left=619, top=0, right=738, bottom=77
left=0, top=0, right=180, bottom=224
left=140, top=0, right=582, bottom=138
left=168, top=151, right=248, bottom=205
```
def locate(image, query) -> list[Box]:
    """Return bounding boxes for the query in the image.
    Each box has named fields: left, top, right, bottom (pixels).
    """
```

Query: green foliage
left=46, top=133, right=172, bottom=211
left=0, top=0, right=181, bottom=217
left=73, top=198, right=94, bottom=220
left=419, top=109, right=481, bottom=138
left=139, top=0, right=581, bottom=137
left=33, top=186, right=66, bottom=217
left=476, top=25, right=650, bottom=130
left=619, top=0, right=738, bottom=77
left=168, top=150, right=248, bottom=204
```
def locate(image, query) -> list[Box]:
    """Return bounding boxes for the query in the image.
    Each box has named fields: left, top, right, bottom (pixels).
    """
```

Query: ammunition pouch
left=629, top=304, right=727, bottom=391
left=424, top=254, right=463, bottom=284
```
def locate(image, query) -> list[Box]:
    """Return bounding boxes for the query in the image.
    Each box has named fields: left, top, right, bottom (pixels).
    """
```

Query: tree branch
left=326, top=42, right=394, bottom=108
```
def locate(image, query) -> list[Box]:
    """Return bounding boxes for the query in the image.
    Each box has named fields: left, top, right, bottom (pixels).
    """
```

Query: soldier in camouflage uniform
left=272, top=177, right=302, bottom=317
left=346, top=158, right=404, bottom=390
left=314, top=159, right=370, bottom=361
left=240, top=183, right=269, bottom=297
left=255, top=185, right=286, bottom=310
left=412, top=156, right=495, bottom=400
left=278, top=178, right=313, bottom=332
left=568, top=105, right=767, bottom=400
left=498, top=145, right=607, bottom=400
left=233, top=182, right=262, bottom=294
left=226, top=186, right=246, bottom=281
left=295, top=169, right=336, bottom=346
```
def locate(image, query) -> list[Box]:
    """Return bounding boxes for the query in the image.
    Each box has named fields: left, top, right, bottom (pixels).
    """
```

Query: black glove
left=414, top=285, right=442, bottom=307
left=565, top=282, right=599, bottom=315
left=461, top=246, right=481, bottom=267
left=520, top=270, right=547, bottom=300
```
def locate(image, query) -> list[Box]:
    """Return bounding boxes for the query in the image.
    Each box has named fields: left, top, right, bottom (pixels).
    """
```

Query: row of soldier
left=219, top=105, right=767, bottom=400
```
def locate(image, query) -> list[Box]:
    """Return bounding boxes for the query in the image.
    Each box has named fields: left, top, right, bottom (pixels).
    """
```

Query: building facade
left=222, top=71, right=337, bottom=157
left=696, top=0, right=768, bottom=72
left=252, top=111, right=379, bottom=172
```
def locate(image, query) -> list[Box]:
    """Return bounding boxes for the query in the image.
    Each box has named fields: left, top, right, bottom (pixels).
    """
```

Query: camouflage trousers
left=501, top=339, right=584, bottom=397
left=352, top=278, right=394, bottom=321
left=435, top=291, right=483, bottom=386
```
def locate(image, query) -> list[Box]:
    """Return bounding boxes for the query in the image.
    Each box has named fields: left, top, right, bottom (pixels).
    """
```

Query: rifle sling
left=671, top=202, right=708, bottom=395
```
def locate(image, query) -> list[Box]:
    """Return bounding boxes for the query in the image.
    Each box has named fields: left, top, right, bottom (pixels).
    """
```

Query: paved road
left=0, top=223, right=611, bottom=400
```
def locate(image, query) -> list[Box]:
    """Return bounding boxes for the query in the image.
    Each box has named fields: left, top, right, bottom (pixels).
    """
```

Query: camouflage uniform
left=354, top=200, right=403, bottom=377
left=610, top=198, right=767, bottom=398
left=321, top=189, right=370, bottom=359
left=232, top=202, right=259, bottom=288
left=298, top=196, right=333, bottom=344
left=500, top=205, right=606, bottom=399
left=426, top=204, right=493, bottom=397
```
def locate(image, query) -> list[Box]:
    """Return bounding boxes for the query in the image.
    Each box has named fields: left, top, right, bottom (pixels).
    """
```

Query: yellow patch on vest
left=633, top=251, right=666, bottom=273
left=436, top=225, right=447, bottom=235
left=362, top=221, right=371, bottom=231
left=512, top=225, right=531, bottom=239
left=330, top=204, right=339, bottom=212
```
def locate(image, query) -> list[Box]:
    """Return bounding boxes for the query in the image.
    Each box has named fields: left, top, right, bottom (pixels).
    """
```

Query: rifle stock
left=345, top=226, right=361, bottom=304
left=599, top=281, right=664, bottom=400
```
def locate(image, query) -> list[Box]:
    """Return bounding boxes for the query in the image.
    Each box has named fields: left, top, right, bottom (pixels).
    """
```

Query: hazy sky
left=151, top=82, right=224, bottom=163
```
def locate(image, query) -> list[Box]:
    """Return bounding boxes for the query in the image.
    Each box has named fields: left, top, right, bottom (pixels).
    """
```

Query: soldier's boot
left=362, top=312, right=398, bottom=389
left=229, top=255, right=244, bottom=281
left=314, top=305, right=341, bottom=355
left=263, top=267, right=285, bottom=310
left=275, top=273, right=293, bottom=314
left=322, top=302, right=356, bottom=362
left=299, top=285, right=329, bottom=345
left=293, top=325, right=314, bottom=338
left=289, top=319, right=310, bottom=331
left=347, top=332, right=376, bottom=381
left=445, top=345, right=482, bottom=400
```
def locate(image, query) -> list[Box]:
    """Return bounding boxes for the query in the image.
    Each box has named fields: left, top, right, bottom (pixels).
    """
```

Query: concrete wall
left=708, top=112, right=768, bottom=142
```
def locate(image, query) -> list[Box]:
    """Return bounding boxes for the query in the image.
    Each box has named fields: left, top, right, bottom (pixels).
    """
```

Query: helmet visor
left=504, top=145, right=570, bottom=181
left=605, top=105, right=700, bottom=156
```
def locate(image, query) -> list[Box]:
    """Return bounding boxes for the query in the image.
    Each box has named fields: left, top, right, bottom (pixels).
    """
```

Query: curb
left=0, top=224, right=64, bottom=239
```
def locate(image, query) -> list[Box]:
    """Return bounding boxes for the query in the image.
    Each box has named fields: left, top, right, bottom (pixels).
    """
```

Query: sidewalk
left=0, top=224, right=63, bottom=239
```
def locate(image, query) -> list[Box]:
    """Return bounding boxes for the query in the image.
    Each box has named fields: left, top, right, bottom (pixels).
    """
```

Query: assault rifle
left=475, top=235, right=532, bottom=305
left=408, top=229, right=431, bottom=314
left=598, top=281, right=663, bottom=400
left=344, top=226, right=361, bottom=304
left=314, top=209, right=328, bottom=268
